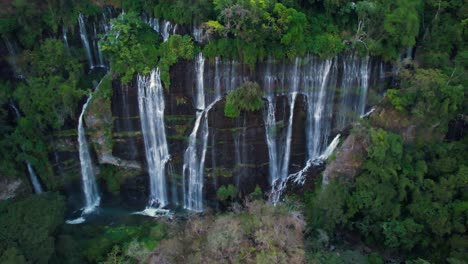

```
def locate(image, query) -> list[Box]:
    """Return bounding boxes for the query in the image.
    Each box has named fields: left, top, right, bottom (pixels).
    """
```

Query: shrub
left=217, top=184, right=237, bottom=201
left=224, top=82, right=264, bottom=118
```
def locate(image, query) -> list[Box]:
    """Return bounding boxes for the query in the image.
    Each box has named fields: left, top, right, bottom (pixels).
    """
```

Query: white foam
left=66, top=217, right=86, bottom=225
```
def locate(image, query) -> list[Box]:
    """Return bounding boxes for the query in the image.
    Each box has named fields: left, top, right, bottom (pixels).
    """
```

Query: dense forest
left=0, top=0, right=467, bottom=263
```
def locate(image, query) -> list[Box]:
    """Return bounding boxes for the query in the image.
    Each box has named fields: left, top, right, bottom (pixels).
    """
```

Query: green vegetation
left=306, top=62, right=467, bottom=262
left=224, top=81, right=264, bottom=118
left=8, top=39, right=88, bottom=189
left=100, top=12, right=194, bottom=86
left=99, top=12, right=160, bottom=84
left=0, top=0, right=466, bottom=263
left=217, top=184, right=237, bottom=201
left=0, top=193, right=65, bottom=263
left=56, top=220, right=169, bottom=263
left=249, top=185, right=263, bottom=200
left=386, top=69, right=464, bottom=124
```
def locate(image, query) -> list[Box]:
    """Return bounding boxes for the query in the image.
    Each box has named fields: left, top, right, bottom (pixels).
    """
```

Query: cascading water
left=183, top=53, right=206, bottom=211
left=78, top=95, right=101, bottom=214
left=78, top=13, right=94, bottom=69
left=94, top=23, right=105, bottom=67
left=10, top=104, right=43, bottom=194
left=78, top=11, right=115, bottom=70
left=62, top=27, right=69, bottom=49
left=270, top=134, right=341, bottom=204
left=380, top=62, right=386, bottom=80
left=183, top=53, right=222, bottom=212
left=193, top=25, right=203, bottom=43
left=263, top=58, right=281, bottom=186
left=266, top=58, right=301, bottom=203
left=279, top=58, right=300, bottom=180
left=162, top=21, right=172, bottom=42
left=141, top=13, right=160, bottom=33
left=265, top=54, right=373, bottom=203
left=305, top=58, right=333, bottom=159
left=358, top=56, right=370, bottom=116
left=137, top=68, right=170, bottom=209
left=26, top=160, right=43, bottom=194
left=335, top=55, right=371, bottom=129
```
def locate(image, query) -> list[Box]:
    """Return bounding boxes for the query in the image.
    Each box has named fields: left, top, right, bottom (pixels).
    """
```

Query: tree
left=100, top=12, right=160, bottom=84
left=379, top=0, right=422, bottom=59
left=101, top=12, right=194, bottom=86
left=387, top=69, right=465, bottom=124
left=14, top=38, right=84, bottom=130
left=0, top=193, right=65, bottom=264
left=224, top=81, right=264, bottom=118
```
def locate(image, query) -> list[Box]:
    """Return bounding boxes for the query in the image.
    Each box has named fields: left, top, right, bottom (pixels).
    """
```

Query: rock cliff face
left=322, top=131, right=370, bottom=183
left=52, top=55, right=388, bottom=210
left=85, top=78, right=142, bottom=170
left=0, top=177, right=26, bottom=200
left=106, top=60, right=309, bottom=206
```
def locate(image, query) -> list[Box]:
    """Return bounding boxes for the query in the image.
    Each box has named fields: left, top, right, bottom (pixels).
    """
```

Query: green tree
left=15, top=38, right=84, bottom=130
left=0, top=193, right=65, bottom=264
left=224, top=81, right=264, bottom=118
left=387, top=69, right=465, bottom=124
left=100, top=12, right=160, bottom=84
left=378, top=0, right=422, bottom=59
left=101, top=12, right=194, bottom=86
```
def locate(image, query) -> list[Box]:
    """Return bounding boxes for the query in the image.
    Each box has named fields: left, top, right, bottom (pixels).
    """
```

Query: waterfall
left=264, top=58, right=300, bottom=188
left=162, top=21, right=172, bottom=42
left=78, top=11, right=115, bottom=70
left=358, top=56, right=370, bottom=116
left=305, top=59, right=333, bottom=159
left=193, top=25, right=203, bottom=43
left=263, top=59, right=280, bottom=185
left=26, top=163, right=43, bottom=194
left=270, top=134, right=341, bottom=204
left=264, top=96, right=278, bottom=185
left=141, top=13, right=160, bottom=33
left=266, top=54, right=375, bottom=203
left=137, top=68, right=170, bottom=208
left=279, top=58, right=300, bottom=181
left=78, top=13, right=94, bottom=69
left=62, top=27, right=69, bottom=49
left=183, top=53, right=206, bottom=212
left=336, top=55, right=371, bottom=129
left=10, top=104, right=43, bottom=194
left=321, top=134, right=342, bottom=186
left=78, top=95, right=100, bottom=214
left=94, top=23, right=105, bottom=68
left=380, top=62, right=386, bottom=80
left=183, top=53, right=221, bottom=212
left=183, top=111, right=205, bottom=211
left=318, top=134, right=341, bottom=161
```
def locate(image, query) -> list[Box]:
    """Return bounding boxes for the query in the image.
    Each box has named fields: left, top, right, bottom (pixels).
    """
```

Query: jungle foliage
left=0, top=193, right=65, bottom=264
left=224, top=81, right=264, bottom=118
left=306, top=62, right=467, bottom=263
left=0, top=0, right=466, bottom=263
left=100, top=12, right=195, bottom=86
